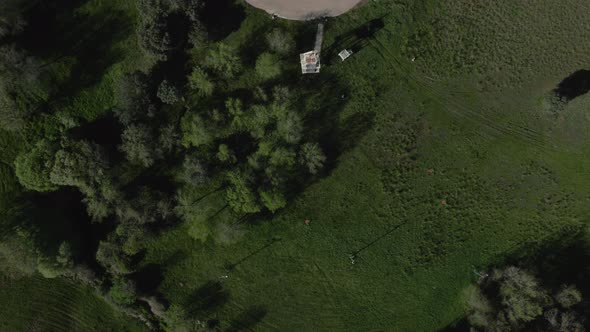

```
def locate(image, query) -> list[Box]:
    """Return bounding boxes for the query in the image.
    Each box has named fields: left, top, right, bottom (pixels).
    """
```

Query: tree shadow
left=226, top=306, right=267, bottom=332
left=324, top=16, right=386, bottom=65
left=200, top=0, right=245, bottom=41
left=21, top=1, right=132, bottom=102
left=184, top=281, right=230, bottom=317
left=553, top=69, right=590, bottom=102
left=132, top=263, right=164, bottom=294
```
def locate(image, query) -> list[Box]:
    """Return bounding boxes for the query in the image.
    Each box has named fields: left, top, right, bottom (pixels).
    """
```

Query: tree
left=466, top=266, right=586, bottom=331
left=0, top=0, right=27, bottom=38
left=225, top=171, right=261, bottom=214
left=180, top=154, right=208, bottom=186
left=187, top=66, right=214, bottom=97
left=258, top=187, right=286, bottom=212
left=108, top=278, right=138, bottom=307
left=181, top=112, right=214, bottom=147
left=276, top=111, right=303, bottom=144
left=50, top=140, right=109, bottom=193
left=56, top=241, right=74, bottom=268
left=498, top=267, right=548, bottom=325
left=255, top=52, right=282, bottom=80
left=120, top=124, right=157, bottom=167
left=157, top=79, right=181, bottom=104
left=136, top=0, right=172, bottom=60
left=114, top=71, right=153, bottom=125
left=96, top=238, right=133, bottom=275
left=266, top=28, right=295, bottom=55
left=555, top=285, right=582, bottom=309
left=204, top=43, right=242, bottom=79
left=217, top=144, right=236, bottom=163
left=15, top=139, right=59, bottom=192
left=299, top=142, right=326, bottom=174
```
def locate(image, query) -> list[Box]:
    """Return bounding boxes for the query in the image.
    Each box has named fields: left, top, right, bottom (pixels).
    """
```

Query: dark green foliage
left=157, top=80, right=181, bottom=105
left=14, top=140, right=59, bottom=192
left=120, top=124, right=157, bottom=167
left=109, top=277, right=138, bottom=307
left=299, top=142, right=326, bottom=175
left=265, top=28, right=295, bottom=55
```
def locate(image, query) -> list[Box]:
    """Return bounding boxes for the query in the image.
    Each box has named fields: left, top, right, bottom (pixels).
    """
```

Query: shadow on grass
left=184, top=281, right=230, bottom=317
left=226, top=306, right=267, bottom=332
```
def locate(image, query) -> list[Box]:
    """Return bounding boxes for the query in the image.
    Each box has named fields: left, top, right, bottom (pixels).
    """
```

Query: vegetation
left=2, top=0, right=590, bottom=331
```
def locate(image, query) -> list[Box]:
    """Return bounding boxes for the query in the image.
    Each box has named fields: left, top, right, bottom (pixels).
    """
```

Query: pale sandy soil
left=245, top=0, right=364, bottom=20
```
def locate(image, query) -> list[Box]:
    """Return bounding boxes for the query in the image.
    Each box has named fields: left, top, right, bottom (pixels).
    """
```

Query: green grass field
left=0, top=273, right=145, bottom=332
left=141, top=0, right=590, bottom=330
left=2, top=0, right=590, bottom=330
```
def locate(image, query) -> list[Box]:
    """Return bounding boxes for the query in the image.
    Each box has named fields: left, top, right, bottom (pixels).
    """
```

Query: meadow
left=2, top=0, right=590, bottom=330
left=141, top=0, right=590, bottom=330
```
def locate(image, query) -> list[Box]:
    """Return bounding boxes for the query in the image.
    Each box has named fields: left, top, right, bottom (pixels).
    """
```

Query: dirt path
left=245, top=0, right=364, bottom=20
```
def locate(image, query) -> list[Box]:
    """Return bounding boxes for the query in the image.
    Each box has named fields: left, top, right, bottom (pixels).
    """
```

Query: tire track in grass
left=369, top=36, right=556, bottom=152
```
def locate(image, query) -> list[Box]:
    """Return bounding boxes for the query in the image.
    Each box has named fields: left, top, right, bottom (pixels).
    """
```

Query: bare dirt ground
left=245, top=0, right=364, bottom=20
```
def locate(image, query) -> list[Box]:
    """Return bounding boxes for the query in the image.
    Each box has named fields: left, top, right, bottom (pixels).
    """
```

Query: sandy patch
left=245, top=0, right=364, bottom=20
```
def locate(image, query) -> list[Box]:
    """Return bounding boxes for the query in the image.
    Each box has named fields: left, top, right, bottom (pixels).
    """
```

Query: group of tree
left=466, top=266, right=587, bottom=331
left=0, top=0, right=328, bottom=330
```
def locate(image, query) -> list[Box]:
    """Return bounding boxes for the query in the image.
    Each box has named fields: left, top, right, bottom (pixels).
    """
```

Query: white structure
left=300, top=23, right=325, bottom=74
left=338, top=49, right=353, bottom=61
left=300, top=51, right=321, bottom=74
